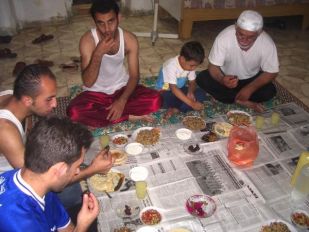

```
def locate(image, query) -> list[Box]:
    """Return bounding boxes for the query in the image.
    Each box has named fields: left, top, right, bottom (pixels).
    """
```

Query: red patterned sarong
left=67, top=85, right=162, bottom=128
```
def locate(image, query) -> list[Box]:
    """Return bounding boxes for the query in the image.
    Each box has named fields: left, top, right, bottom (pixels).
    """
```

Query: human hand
left=90, top=148, right=114, bottom=175
left=222, top=75, right=238, bottom=88
left=97, top=36, right=116, bottom=55
left=235, top=86, right=253, bottom=102
left=76, top=192, right=99, bottom=231
left=106, top=98, right=126, bottom=121
left=191, top=101, right=204, bottom=111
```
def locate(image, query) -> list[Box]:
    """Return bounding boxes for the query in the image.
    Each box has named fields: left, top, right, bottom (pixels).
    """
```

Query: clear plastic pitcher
left=227, top=126, right=259, bottom=167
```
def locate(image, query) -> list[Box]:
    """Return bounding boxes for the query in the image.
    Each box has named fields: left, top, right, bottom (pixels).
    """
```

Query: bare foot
left=129, top=114, right=154, bottom=123
left=163, top=108, right=179, bottom=120
left=236, top=100, right=265, bottom=113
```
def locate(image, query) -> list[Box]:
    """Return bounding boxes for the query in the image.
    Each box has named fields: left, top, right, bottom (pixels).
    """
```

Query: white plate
left=213, top=122, right=233, bottom=137
left=125, top=142, right=144, bottom=156
left=227, top=110, right=253, bottom=126
left=260, top=219, right=297, bottom=232
left=132, top=127, right=161, bottom=145
left=175, top=128, right=192, bottom=140
left=164, top=220, right=203, bottom=232
left=139, top=206, right=163, bottom=225
left=182, top=116, right=206, bottom=131
left=290, top=209, right=309, bottom=230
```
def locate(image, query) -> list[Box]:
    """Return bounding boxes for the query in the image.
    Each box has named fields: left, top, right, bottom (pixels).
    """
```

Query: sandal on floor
left=0, top=48, right=17, bottom=59
left=32, top=34, right=54, bottom=44
left=12, top=61, right=26, bottom=77
left=34, top=59, right=54, bottom=67
left=0, top=35, right=12, bottom=44
left=70, top=56, right=81, bottom=63
left=59, top=62, right=79, bottom=73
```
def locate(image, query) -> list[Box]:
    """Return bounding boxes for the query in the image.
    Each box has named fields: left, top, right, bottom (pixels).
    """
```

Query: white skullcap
left=237, top=10, right=263, bottom=32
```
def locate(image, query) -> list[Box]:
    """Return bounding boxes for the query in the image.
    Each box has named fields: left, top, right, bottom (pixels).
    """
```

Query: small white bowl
left=125, top=142, right=144, bottom=156
left=111, top=134, right=129, bottom=148
left=176, top=128, right=192, bottom=140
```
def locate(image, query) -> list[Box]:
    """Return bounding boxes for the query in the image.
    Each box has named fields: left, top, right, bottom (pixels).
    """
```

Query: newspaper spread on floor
left=84, top=103, right=309, bottom=232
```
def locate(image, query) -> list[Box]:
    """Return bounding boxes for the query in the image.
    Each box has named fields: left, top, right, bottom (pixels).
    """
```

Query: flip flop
left=32, top=34, right=54, bottom=44
left=70, top=56, right=81, bottom=63
left=59, top=62, right=79, bottom=73
left=12, top=61, right=26, bottom=77
left=0, top=35, right=12, bottom=44
left=0, top=48, right=17, bottom=59
left=34, top=59, right=54, bottom=67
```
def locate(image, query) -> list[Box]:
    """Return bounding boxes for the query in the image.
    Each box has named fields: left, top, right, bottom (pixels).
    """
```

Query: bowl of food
left=260, top=219, right=296, bottom=232
left=140, top=207, right=162, bottom=225
left=176, top=128, right=192, bottom=140
left=125, top=142, right=144, bottom=156
left=182, top=116, right=206, bottom=131
left=115, top=203, right=140, bottom=218
left=185, top=194, right=216, bottom=218
left=132, top=127, right=161, bottom=145
left=89, top=169, right=125, bottom=193
left=183, top=143, right=202, bottom=155
left=112, top=134, right=129, bottom=148
left=214, top=122, right=233, bottom=138
left=227, top=110, right=252, bottom=126
left=291, top=209, right=309, bottom=230
left=201, top=131, right=218, bottom=143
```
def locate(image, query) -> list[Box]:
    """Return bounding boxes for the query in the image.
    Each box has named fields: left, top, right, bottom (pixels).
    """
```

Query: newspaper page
left=274, top=102, right=309, bottom=126
left=289, top=123, right=309, bottom=149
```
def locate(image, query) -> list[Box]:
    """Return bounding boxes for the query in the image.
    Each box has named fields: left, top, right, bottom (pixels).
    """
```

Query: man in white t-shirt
left=196, top=10, right=279, bottom=112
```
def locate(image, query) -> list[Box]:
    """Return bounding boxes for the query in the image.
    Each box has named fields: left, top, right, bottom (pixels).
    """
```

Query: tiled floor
left=0, top=10, right=309, bottom=109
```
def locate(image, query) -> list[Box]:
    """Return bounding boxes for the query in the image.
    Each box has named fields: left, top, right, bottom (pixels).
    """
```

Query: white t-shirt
left=83, top=27, right=129, bottom=94
left=157, top=56, right=196, bottom=90
left=209, top=25, right=279, bottom=80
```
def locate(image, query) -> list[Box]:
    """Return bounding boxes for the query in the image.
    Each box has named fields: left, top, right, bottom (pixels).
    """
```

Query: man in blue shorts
left=0, top=117, right=99, bottom=231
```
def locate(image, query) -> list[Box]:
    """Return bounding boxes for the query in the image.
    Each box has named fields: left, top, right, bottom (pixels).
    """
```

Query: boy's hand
left=187, top=92, right=196, bottom=101
left=191, top=101, right=204, bottom=111
left=222, top=75, right=238, bottom=88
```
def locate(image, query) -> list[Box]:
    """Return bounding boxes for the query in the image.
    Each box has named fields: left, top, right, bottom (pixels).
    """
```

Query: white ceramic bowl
left=125, top=142, right=144, bottom=155
left=175, top=128, right=192, bottom=140
left=111, top=134, right=129, bottom=148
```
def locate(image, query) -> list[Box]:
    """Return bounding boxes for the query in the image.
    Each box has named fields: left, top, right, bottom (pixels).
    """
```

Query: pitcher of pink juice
left=227, top=126, right=259, bottom=167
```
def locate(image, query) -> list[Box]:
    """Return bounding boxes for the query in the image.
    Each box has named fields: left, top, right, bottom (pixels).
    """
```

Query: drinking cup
left=255, top=115, right=265, bottom=130
left=271, top=112, right=280, bottom=126
left=129, top=166, right=149, bottom=199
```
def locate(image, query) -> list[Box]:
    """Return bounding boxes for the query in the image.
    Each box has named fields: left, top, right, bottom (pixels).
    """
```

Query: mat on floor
left=28, top=76, right=307, bottom=137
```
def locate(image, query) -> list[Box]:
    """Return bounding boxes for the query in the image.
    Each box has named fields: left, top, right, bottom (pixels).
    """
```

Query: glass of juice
left=227, top=126, right=259, bottom=167
left=271, top=112, right=280, bottom=126
left=255, top=115, right=264, bottom=130
left=129, top=166, right=149, bottom=199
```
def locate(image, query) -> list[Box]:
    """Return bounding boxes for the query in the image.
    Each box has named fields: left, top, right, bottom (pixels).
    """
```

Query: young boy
left=156, top=41, right=207, bottom=118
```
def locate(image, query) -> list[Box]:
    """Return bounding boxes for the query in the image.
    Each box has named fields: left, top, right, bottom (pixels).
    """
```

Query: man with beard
left=0, top=64, right=113, bottom=231
left=196, top=10, right=279, bottom=112
left=67, top=0, right=162, bottom=128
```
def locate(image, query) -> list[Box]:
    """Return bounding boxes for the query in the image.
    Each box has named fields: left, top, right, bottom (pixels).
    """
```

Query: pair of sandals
left=0, top=48, right=17, bottom=59
left=32, top=34, right=54, bottom=44
left=59, top=57, right=81, bottom=74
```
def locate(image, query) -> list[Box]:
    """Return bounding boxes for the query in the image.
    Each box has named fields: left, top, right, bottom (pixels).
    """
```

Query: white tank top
left=0, top=90, right=25, bottom=173
left=83, top=27, right=129, bottom=94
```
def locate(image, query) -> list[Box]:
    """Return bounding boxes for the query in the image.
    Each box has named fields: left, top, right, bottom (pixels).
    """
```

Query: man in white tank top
left=196, top=10, right=279, bottom=112
left=67, top=0, right=162, bottom=128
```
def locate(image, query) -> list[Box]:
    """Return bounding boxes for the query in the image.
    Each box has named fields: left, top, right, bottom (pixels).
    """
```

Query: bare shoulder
left=123, top=29, right=138, bottom=51
left=0, top=119, right=22, bottom=145
left=80, top=30, right=95, bottom=46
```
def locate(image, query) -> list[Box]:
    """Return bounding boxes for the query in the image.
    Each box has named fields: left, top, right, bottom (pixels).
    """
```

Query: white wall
left=125, top=0, right=153, bottom=11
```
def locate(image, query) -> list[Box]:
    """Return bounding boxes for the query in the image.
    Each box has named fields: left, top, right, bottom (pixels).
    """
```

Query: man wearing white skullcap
left=196, top=10, right=279, bottom=112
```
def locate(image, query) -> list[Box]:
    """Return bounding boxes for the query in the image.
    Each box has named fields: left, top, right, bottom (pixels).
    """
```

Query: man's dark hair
left=180, top=41, right=205, bottom=64
left=24, top=117, right=93, bottom=173
left=90, top=0, right=120, bottom=20
left=13, top=64, right=56, bottom=100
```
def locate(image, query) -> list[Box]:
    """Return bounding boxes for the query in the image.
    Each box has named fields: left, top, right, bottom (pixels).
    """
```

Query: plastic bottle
left=290, top=152, right=309, bottom=207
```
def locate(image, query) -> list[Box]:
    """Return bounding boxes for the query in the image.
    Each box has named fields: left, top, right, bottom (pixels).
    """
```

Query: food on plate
left=186, top=195, right=216, bottom=218
left=116, top=204, right=140, bottom=218
left=125, top=143, right=144, bottom=155
left=183, top=116, right=206, bottom=131
left=214, top=122, right=233, bottom=137
left=201, top=131, right=218, bottom=142
left=227, top=111, right=252, bottom=126
left=112, top=135, right=128, bottom=146
left=136, top=128, right=160, bottom=145
left=188, top=144, right=200, bottom=153
left=169, top=228, right=191, bottom=232
left=111, top=150, right=127, bottom=165
left=175, top=128, right=192, bottom=140
left=114, top=227, right=132, bottom=232
left=260, top=221, right=291, bottom=232
left=140, top=208, right=162, bottom=225
left=89, top=170, right=124, bottom=192
left=291, top=210, right=309, bottom=229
